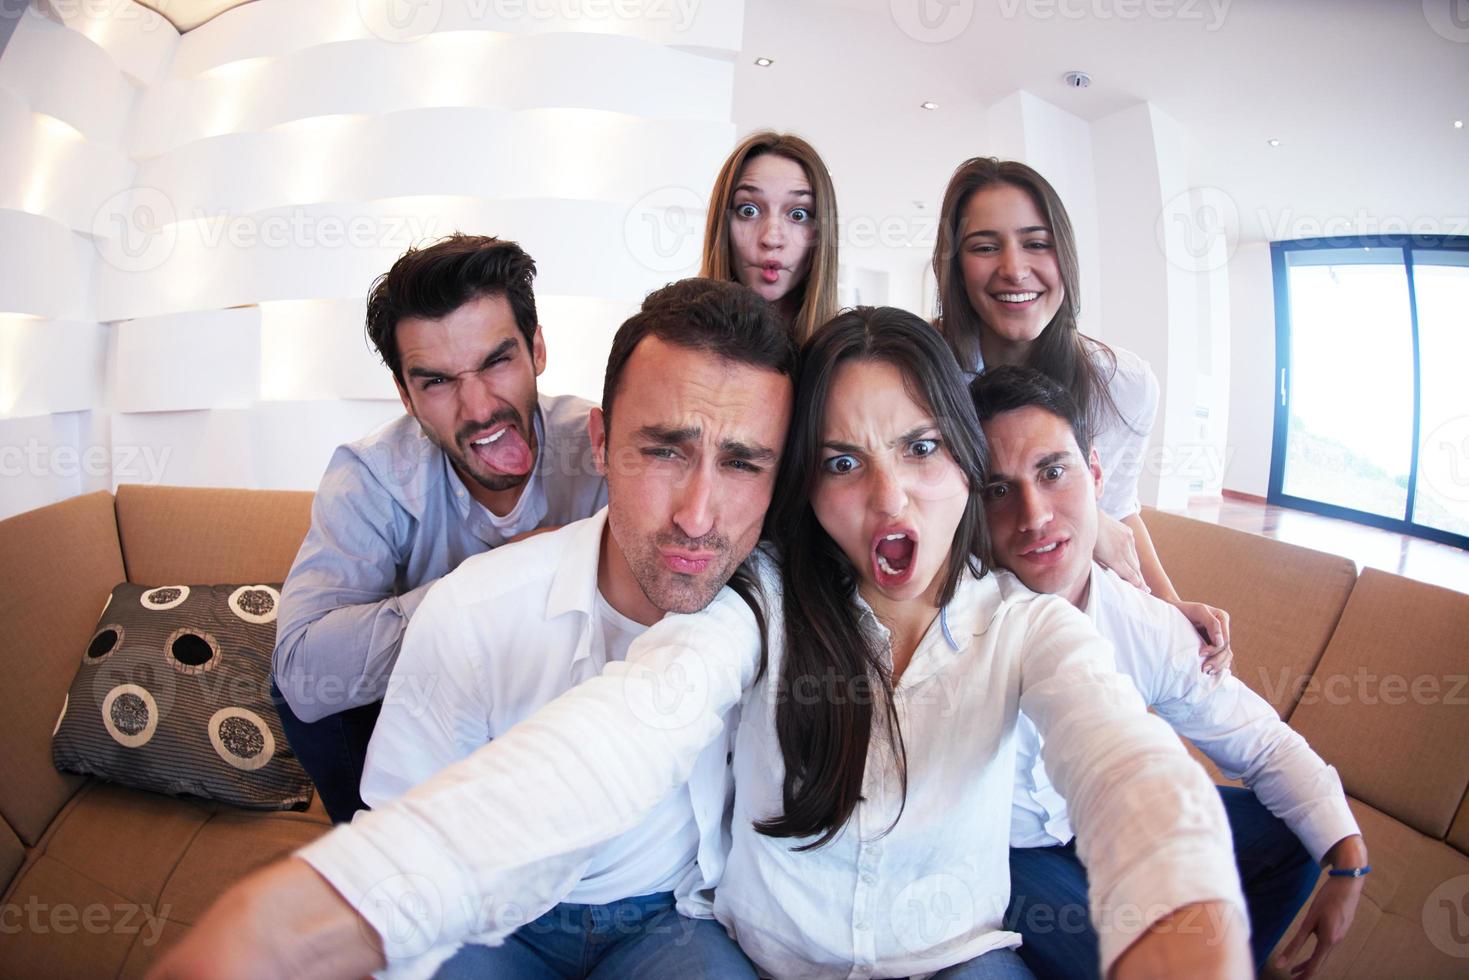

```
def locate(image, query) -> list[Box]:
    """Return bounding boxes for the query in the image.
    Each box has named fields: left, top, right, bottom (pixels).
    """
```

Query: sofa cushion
left=52, top=583, right=312, bottom=810
left=1289, top=569, right=1469, bottom=840
left=115, top=484, right=313, bottom=585
left=0, top=820, right=23, bottom=895
left=1141, top=508, right=1358, bottom=718
left=1449, top=793, right=1469, bottom=858
left=0, top=490, right=124, bottom=845
left=0, top=781, right=329, bottom=979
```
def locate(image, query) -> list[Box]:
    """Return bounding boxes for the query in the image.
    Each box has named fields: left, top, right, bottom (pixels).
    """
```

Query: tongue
left=761, top=266, right=780, bottom=284
left=876, top=537, right=914, bottom=570
left=473, top=426, right=533, bottom=476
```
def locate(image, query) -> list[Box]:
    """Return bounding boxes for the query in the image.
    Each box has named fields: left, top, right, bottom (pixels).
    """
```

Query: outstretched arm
left=151, top=580, right=767, bottom=979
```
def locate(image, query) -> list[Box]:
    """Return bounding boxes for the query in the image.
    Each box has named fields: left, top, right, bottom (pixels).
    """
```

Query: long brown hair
left=932, top=157, right=1122, bottom=439
left=757, top=307, right=990, bottom=849
left=700, top=131, right=839, bottom=344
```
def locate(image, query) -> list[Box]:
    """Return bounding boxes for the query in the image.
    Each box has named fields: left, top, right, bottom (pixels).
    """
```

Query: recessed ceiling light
left=920, top=101, right=938, bottom=110
left=754, top=57, right=774, bottom=67
left=1456, top=120, right=1464, bottom=129
left=1267, top=138, right=1280, bottom=147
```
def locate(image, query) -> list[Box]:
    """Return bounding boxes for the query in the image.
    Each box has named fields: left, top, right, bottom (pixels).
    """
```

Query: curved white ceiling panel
left=0, top=319, right=108, bottom=421
left=114, top=307, right=261, bottom=413
left=134, top=30, right=731, bottom=158
left=258, top=298, right=398, bottom=403
left=96, top=195, right=706, bottom=322
left=131, top=109, right=731, bottom=220
left=0, top=210, right=92, bottom=320
left=0, top=10, right=137, bottom=147
left=42, top=0, right=178, bottom=86
left=170, top=0, right=741, bottom=79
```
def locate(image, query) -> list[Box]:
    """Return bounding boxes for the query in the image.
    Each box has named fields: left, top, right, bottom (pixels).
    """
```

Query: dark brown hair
left=601, top=278, right=798, bottom=428
left=365, top=234, right=538, bottom=385
left=971, top=365, right=1092, bottom=458
left=758, top=306, right=990, bottom=849
left=932, top=157, right=1123, bottom=440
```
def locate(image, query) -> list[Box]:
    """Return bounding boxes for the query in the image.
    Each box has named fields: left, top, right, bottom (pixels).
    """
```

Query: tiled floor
left=1171, top=494, right=1469, bottom=596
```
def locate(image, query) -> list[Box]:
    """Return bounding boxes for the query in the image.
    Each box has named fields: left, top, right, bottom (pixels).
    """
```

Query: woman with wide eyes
left=700, top=131, right=838, bottom=342
left=932, top=157, right=1231, bottom=658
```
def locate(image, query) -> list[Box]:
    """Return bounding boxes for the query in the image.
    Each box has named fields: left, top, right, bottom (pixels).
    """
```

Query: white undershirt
left=567, top=590, right=700, bottom=904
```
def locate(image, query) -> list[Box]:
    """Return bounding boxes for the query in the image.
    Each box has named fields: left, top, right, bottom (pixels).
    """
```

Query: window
left=1270, top=235, right=1469, bottom=548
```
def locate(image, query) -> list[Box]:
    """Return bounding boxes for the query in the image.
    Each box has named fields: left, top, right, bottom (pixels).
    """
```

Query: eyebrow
left=405, top=338, right=518, bottom=380
left=822, top=422, right=938, bottom=454
left=986, top=449, right=1077, bottom=484
left=962, top=225, right=1051, bottom=242
left=636, top=425, right=777, bottom=462
left=734, top=183, right=813, bottom=198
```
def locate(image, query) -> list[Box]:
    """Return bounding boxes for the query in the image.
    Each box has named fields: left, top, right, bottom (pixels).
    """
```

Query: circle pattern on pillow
left=167, top=627, right=220, bottom=674
left=209, top=707, right=276, bottom=771
left=86, top=624, right=124, bottom=662
left=102, top=683, right=159, bottom=748
left=140, top=585, right=190, bottom=610
left=228, top=585, right=280, bottom=624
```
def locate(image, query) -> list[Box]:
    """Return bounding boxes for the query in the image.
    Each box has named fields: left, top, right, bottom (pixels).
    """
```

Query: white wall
left=0, top=0, right=745, bottom=520
left=1224, top=241, right=1278, bottom=497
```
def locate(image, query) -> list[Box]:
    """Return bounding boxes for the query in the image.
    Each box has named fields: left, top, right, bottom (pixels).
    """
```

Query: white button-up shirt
left=1011, top=563, right=1361, bottom=863
left=299, top=555, right=1244, bottom=979
left=361, top=510, right=730, bottom=912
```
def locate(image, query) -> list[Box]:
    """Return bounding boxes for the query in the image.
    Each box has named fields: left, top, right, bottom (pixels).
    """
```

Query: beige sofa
left=0, top=487, right=1465, bottom=977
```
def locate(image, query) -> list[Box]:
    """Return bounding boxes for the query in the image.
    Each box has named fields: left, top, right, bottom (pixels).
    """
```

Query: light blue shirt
left=272, top=393, right=608, bottom=723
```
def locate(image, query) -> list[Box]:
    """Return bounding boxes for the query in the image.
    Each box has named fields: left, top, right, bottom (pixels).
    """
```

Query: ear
left=531, top=323, right=547, bottom=377
left=1088, top=446, right=1104, bottom=502
left=589, top=407, right=608, bottom=477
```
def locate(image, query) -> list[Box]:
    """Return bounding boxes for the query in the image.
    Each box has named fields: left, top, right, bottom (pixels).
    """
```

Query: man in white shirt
left=358, top=277, right=797, bottom=978
left=971, top=366, right=1370, bottom=980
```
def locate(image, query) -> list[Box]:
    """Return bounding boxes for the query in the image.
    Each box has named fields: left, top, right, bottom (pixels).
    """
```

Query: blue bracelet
left=1328, top=865, right=1371, bottom=878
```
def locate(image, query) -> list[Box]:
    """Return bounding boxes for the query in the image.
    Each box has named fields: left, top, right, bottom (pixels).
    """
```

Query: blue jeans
left=270, top=679, right=380, bottom=824
left=928, top=946, right=1036, bottom=979
left=1005, top=786, right=1320, bottom=979
left=432, top=892, right=756, bottom=979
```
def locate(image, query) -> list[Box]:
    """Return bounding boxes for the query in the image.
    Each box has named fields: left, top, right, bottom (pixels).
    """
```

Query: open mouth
left=872, top=530, right=917, bottom=586
left=1020, top=538, right=1069, bottom=565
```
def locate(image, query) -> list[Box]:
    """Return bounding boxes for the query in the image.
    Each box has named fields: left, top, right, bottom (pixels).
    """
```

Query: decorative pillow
left=52, top=583, right=313, bottom=810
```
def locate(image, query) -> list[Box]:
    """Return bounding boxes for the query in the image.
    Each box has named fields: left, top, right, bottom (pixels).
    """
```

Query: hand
left=1272, top=876, right=1363, bottom=979
left=146, top=858, right=384, bottom=980
left=1171, top=599, right=1231, bottom=670
left=1095, top=513, right=1147, bottom=593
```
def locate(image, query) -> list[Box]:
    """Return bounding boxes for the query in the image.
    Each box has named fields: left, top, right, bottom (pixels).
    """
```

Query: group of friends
left=150, top=134, right=1369, bottom=980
